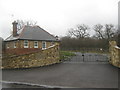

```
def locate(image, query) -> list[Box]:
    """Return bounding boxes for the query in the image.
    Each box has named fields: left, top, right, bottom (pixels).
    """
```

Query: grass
left=60, top=51, right=76, bottom=61
left=61, top=49, right=109, bottom=55
left=79, top=51, right=109, bottom=54
left=61, top=48, right=109, bottom=54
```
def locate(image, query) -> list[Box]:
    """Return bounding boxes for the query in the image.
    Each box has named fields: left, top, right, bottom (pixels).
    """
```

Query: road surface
left=2, top=52, right=118, bottom=88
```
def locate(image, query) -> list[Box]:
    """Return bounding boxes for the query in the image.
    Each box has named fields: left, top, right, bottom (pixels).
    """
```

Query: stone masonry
left=109, top=41, right=120, bottom=68
left=2, top=45, right=60, bottom=69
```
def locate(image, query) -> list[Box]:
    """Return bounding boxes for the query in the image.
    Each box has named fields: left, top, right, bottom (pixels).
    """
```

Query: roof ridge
left=36, top=26, right=56, bottom=39
left=19, top=26, right=27, bottom=38
left=5, top=35, right=12, bottom=40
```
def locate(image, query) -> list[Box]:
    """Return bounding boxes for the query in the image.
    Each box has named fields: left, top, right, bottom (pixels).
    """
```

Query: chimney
left=12, top=21, right=18, bottom=37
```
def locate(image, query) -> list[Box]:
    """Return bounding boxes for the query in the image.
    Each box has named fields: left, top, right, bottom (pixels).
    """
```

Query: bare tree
left=93, top=24, right=117, bottom=40
left=104, top=24, right=115, bottom=40
left=16, top=20, right=37, bottom=30
left=93, top=24, right=104, bottom=39
left=68, top=24, right=90, bottom=39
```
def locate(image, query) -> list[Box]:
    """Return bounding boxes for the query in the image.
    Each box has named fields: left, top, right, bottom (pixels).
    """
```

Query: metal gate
left=64, top=52, right=109, bottom=63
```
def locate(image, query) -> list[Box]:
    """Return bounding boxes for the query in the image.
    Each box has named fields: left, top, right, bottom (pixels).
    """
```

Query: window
left=14, top=41, right=17, bottom=48
left=34, top=41, right=38, bottom=48
left=24, top=40, right=28, bottom=48
left=42, top=41, right=46, bottom=49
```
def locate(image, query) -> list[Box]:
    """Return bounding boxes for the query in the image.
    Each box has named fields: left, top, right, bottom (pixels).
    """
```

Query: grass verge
left=60, top=51, right=76, bottom=61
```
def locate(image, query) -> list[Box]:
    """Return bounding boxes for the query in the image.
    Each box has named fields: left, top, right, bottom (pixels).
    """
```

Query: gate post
left=82, top=54, right=84, bottom=62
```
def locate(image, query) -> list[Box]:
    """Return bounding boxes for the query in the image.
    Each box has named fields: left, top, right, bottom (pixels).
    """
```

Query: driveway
left=2, top=52, right=118, bottom=88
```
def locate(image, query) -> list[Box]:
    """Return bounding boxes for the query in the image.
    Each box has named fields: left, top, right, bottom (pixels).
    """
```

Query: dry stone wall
left=2, top=45, right=60, bottom=69
left=109, top=41, right=120, bottom=68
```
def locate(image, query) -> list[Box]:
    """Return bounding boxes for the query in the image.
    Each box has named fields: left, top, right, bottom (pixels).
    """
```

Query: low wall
left=2, top=45, right=60, bottom=69
left=109, top=41, right=120, bottom=68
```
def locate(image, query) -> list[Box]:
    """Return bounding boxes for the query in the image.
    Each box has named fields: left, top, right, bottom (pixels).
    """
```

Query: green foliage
left=60, top=51, right=75, bottom=60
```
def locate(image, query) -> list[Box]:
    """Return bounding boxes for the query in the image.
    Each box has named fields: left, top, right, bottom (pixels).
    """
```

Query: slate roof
left=5, top=26, right=58, bottom=41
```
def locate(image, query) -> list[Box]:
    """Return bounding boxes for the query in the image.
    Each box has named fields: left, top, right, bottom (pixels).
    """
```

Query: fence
left=60, top=51, right=109, bottom=63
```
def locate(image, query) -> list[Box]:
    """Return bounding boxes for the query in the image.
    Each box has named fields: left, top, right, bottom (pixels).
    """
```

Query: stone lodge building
left=4, top=21, right=60, bottom=55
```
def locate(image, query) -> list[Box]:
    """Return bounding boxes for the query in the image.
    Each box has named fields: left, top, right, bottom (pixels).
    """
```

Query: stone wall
left=2, top=45, right=60, bottom=69
left=109, top=41, right=120, bottom=68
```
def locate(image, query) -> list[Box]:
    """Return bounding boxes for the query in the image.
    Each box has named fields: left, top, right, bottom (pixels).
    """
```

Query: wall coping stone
left=42, top=45, right=55, bottom=50
left=114, top=46, right=120, bottom=49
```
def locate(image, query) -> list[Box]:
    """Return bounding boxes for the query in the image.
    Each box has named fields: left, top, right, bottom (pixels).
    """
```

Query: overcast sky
left=0, top=0, right=119, bottom=39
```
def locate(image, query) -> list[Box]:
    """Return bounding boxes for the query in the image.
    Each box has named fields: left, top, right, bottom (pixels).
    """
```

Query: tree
left=67, top=24, right=90, bottom=39
left=93, top=24, right=117, bottom=41
left=16, top=20, right=37, bottom=30
left=104, top=24, right=115, bottom=40
left=93, top=24, right=104, bottom=39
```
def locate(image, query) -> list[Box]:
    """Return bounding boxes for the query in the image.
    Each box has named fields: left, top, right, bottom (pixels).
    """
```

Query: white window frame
left=34, top=41, right=38, bottom=48
left=14, top=41, right=17, bottom=48
left=42, top=41, right=46, bottom=49
left=24, top=40, right=29, bottom=48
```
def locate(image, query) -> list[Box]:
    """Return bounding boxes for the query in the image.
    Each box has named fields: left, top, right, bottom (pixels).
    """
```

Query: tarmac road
left=2, top=52, right=119, bottom=88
